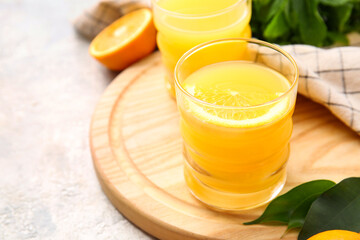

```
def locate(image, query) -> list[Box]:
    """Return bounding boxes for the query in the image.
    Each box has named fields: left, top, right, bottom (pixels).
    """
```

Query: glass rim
left=151, top=0, right=247, bottom=19
left=174, top=38, right=299, bottom=110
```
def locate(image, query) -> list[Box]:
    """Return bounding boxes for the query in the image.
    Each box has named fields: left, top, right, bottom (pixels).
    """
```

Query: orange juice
left=178, top=60, right=295, bottom=210
left=152, top=0, right=251, bottom=97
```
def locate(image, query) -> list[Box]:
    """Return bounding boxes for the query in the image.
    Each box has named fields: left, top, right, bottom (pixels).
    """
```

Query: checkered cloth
left=74, top=1, right=360, bottom=135
left=282, top=44, right=360, bottom=134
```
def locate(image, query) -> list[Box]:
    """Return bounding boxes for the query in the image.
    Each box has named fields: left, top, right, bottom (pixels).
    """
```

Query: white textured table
left=0, top=0, right=153, bottom=239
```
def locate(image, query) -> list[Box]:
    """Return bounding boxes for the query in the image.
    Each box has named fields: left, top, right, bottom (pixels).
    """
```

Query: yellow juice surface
left=153, top=0, right=251, bottom=96
left=179, top=61, right=294, bottom=210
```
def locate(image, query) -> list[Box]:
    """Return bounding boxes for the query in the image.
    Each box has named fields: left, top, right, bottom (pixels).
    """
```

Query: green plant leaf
left=243, top=180, right=336, bottom=225
left=298, top=177, right=360, bottom=240
left=253, top=0, right=273, bottom=8
left=286, top=195, right=319, bottom=231
left=252, top=0, right=274, bottom=24
left=336, top=4, right=353, bottom=32
left=320, top=4, right=353, bottom=32
left=265, top=0, right=289, bottom=22
left=251, top=0, right=359, bottom=46
left=264, top=12, right=290, bottom=39
left=282, top=190, right=335, bottom=238
left=319, top=0, right=355, bottom=6
left=284, top=0, right=298, bottom=29
left=296, top=0, right=328, bottom=46
left=347, top=2, right=360, bottom=32
left=327, top=31, right=349, bottom=45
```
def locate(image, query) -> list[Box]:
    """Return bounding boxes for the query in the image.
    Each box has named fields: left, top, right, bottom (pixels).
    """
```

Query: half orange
left=89, top=8, right=157, bottom=71
left=307, top=230, right=360, bottom=240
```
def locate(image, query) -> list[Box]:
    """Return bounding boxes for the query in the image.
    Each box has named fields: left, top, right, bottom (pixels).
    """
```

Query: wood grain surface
left=90, top=52, right=360, bottom=240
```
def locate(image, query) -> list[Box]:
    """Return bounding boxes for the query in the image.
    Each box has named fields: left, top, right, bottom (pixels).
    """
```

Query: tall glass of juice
left=175, top=38, right=299, bottom=211
left=152, top=0, right=252, bottom=97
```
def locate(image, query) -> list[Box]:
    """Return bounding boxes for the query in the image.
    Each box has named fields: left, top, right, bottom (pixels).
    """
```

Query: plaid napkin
left=282, top=44, right=360, bottom=135
left=74, top=1, right=360, bottom=135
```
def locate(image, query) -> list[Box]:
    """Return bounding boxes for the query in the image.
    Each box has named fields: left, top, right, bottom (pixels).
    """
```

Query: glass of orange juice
left=175, top=38, right=299, bottom=211
left=152, top=0, right=252, bottom=97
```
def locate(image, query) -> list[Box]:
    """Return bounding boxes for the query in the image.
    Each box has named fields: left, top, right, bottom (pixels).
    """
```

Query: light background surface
left=0, top=0, right=153, bottom=239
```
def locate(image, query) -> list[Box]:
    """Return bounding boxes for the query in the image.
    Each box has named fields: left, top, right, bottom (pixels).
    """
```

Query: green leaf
left=326, top=31, right=349, bottom=45
left=243, top=180, right=336, bottom=225
left=336, top=4, right=353, bottom=31
left=286, top=195, right=319, bottom=231
left=320, top=4, right=353, bottom=32
left=253, top=0, right=273, bottom=8
left=265, top=0, right=289, bottom=22
left=348, top=2, right=360, bottom=32
left=319, top=0, right=355, bottom=6
left=282, top=192, right=334, bottom=238
left=284, top=0, right=298, bottom=29
left=296, top=0, right=328, bottom=46
left=251, top=0, right=359, bottom=46
left=252, top=0, right=274, bottom=24
left=264, top=12, right=290, bottom=39
left=298, top=177, right=360, bottom=240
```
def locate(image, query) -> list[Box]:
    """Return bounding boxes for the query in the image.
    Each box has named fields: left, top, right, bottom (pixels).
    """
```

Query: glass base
left=184, top=166, right=286, bottom=212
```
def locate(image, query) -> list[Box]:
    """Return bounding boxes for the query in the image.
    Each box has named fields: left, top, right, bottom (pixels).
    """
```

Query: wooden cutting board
left=90, top=52, right=360, bottom=240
